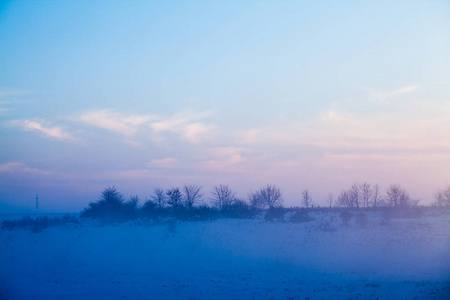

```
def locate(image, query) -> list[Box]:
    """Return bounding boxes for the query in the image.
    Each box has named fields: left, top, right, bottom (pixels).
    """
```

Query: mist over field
left=1, top=0, right=450, bottom=299
left=1, top=207, right=449, bottom=299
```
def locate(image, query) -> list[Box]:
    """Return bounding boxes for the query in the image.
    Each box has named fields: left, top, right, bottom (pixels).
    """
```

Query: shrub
left=188, top=205, right=219, bottom=221
left=141, top=199, right=158, bottom=217
left=222, top=199, right=254, bottom=219
left=289, top=210, right=313, bottom=223
left=2, top=215, right=78, bottom=232
left=81, top=186, right=138, bottom=223
left=264, top=207, right=287, bottom=222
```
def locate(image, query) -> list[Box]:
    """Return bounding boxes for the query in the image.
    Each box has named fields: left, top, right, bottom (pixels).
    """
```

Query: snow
left=1, top=209, right=449, bottom=299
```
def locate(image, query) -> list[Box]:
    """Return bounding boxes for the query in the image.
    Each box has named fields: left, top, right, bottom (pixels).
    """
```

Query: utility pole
left=36, top=194, right=39, bottom=210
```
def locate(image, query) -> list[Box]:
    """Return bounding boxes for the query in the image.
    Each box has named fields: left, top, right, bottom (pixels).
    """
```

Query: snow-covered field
left=1, top=209, right=449, bottom=299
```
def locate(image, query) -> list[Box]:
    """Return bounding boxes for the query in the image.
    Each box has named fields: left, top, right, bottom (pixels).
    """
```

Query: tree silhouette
left=166, top=187, right=183, bottom=210
left=301, top=189, right=313, bottom=208
left=250, top=184, right=283, bottom=209
left=211, top=184, right=236, bottom=211
left=183, top=184, right=203, bottom=211
left=433, top=185, right=450, bottom=207
left=81, top=186, right=138, bottom=222
left=151, top=187, right=166, bottom=210
left=386, top=184, right=419, bottom=208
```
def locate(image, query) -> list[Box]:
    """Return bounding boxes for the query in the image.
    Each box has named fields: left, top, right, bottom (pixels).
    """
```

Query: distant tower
left=35, top=194, right=39, bottom=210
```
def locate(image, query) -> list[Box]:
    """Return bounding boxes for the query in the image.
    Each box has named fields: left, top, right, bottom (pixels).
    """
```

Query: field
left=1, top=209, right=449, bottom=299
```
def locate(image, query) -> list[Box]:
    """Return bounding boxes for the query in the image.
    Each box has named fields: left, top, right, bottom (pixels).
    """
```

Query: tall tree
left=151, top=187, right=166, bottom=210
left=183, top=184, right=202, bottom=211
left=301, top=189, right=313, bottom=208
left=372, top=184, right=381, bottom=207
left=359, top=182, right=373, bottom=208
left=386, top=184, right=418, bottom=208
left=211, top=184, right=236, bottom=211
left=166, top=187, right=183, bottom=210
left=326, top=193, right=334, bottom=208
left=433, top=184, right=450, bottom=207
left=250, top=184, right=283, bottom=209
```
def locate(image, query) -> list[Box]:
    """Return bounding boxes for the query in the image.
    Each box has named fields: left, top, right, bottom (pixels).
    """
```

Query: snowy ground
left=1, top=209, right=449, bottom=299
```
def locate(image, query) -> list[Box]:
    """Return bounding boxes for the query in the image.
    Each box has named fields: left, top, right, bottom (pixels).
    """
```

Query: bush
left=188, top=205, right=219, bottom=221
left=222, top=199, right=254, bottom=219
left=2, top=215, right=79, bottom=232
left=289, top=210, right=313, bottom=223
left=140, top=199, right=158, bottom=217
left=81, top=187, right=139, bottom=223
left=264, top=207, right=287, bottom=222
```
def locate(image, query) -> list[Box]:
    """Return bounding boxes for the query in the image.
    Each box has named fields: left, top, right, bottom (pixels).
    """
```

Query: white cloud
left=150, top=117, right=187, bottom=132
left=148, top=158, right=178, bottom=168
left=148, top=111, right=214, bottom=144
left=210, top=147, right=250, bottom=158
left=182, top=123, right=212, bottom=143
left=79, top=110, right=154, bottom=136
left=0, top=162, right=50, bottom=175
left=9, top=119, right=77, bottom=141
left=364, top=85, right=420, bottom=102
left=78, top=109, right=214, bottom=144
left=199, top=146, right=250, bottom=171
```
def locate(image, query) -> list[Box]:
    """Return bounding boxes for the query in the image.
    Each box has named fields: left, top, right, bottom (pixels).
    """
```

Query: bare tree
left=433, top=185, right=450, bottom=207
left=386, top=184, right=403, bottom=207
left=350, top=183, right=360, bottom=208
left=372, top=184, right=381, bottom=207
left=183, top=184, right=202, bottom=211
left=251, top=184, right=283, bottom=209
left=248, top=191, right=264, bottom=209
left=166, top=187, right=183, bottom=210
left=151, top=187, right=166, bottom=210
left=128, top=195, right=139, bottom=209
left=338, top=190, right=352, bottom=208
left=301, top=189, right=313, bottom=208
left=359, top=182, right=373, bottom=208
left=326, top=193, right=334, bottom=208
left=386, top=184, right=418, bottom=208
left=211, top=184, right=236, bottom=211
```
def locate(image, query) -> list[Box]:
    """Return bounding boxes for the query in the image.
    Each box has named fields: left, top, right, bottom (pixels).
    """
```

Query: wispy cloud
left=9, top=119, right=77, bottom=141
left=149, top=110, right=214, bottom=144
left=363, top=85, right=420, bottom=102
left=182, top=123, right=213, bottom=143
left=199, top=147, right=250, bottom=172
left=0, top=88, right=30, bottom=98
left=235, top=106, right=450, bottom=158
left=0, top=162, right=50, bottom=175
left=148, top=158, right=178, bottom=168
left=78, top=109, right=214, bottom=144
left=0, top=100, right=14, bottom=113
left=0, top=107, right=13, bottom=113
left=79, top=110, right=155, bottom=136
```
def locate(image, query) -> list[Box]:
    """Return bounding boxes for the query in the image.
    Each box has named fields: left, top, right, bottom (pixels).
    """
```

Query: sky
left=1, top=0, right=449, bottom=212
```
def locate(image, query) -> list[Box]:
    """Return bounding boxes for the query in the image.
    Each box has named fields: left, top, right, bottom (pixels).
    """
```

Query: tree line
left=80, top=183, right=450, bottom=223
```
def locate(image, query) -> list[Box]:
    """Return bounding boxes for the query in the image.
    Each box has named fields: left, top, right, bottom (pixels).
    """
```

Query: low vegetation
left=2, top=215, right=78, bottom=232
left=3, top=183, right=450, bottom=231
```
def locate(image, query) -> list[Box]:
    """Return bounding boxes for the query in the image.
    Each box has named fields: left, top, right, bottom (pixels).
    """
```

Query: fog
left=1, top=208, right=449, bottom=299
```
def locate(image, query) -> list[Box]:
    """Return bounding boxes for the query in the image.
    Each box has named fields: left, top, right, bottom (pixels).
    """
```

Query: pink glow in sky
left=1, top=1, right=449, bottom=212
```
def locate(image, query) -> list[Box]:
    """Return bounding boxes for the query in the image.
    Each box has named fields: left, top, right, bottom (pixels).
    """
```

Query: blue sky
left=1, top=0, right=449, bottom=211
